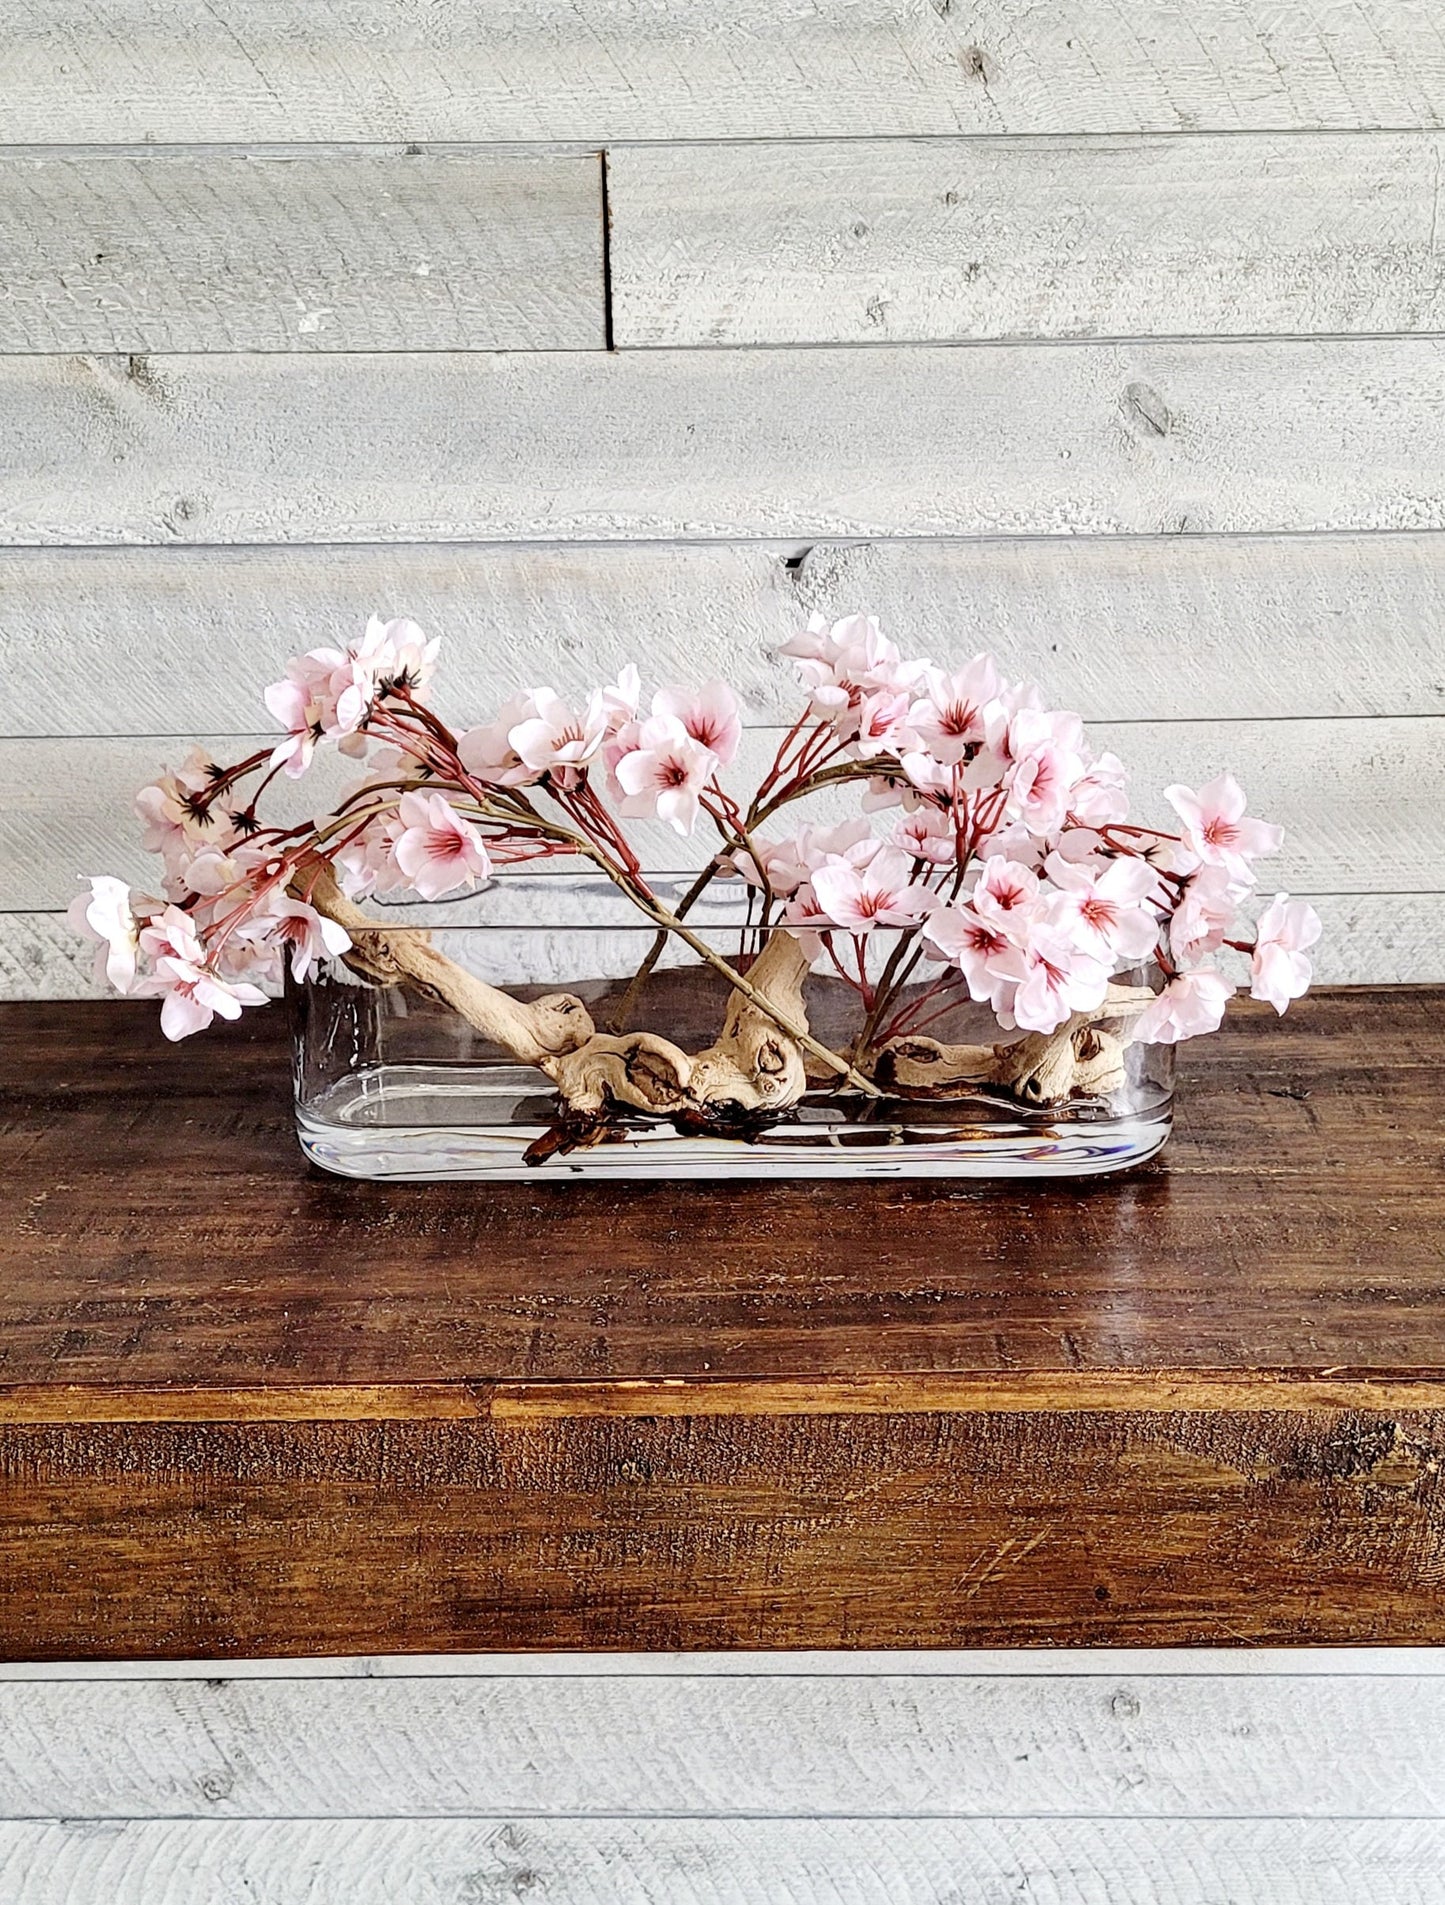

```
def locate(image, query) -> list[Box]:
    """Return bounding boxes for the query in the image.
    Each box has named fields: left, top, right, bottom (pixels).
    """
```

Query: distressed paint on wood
left=2, top=1816, right=1441, bottom=1905
left=8, top=1, right=1445, bottom=141
left=1, top=719, right=1436, bottom=911
left=2, top=892, right=1441, bottom=999
left=6, top=535, right=1445, bottom=738
left=611, top=134, right=1445, bottom=346
left=0, top=148, right=605, bottom=354
left=0, top=1674, right=1441, bottom=1816
left=5, top=341, right=1445, bottom=545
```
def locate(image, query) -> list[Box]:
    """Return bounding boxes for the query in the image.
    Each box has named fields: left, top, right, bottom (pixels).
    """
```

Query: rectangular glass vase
left=290, top=875, right=1174, bottom=1182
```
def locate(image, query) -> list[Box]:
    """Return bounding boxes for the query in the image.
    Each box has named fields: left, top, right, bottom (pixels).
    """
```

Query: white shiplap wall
left=2, top=1652, right=1444, bottom=1902
left=2, top=26, right=1444, bottom=989
left=3, top=6, right=1444, bottom=1899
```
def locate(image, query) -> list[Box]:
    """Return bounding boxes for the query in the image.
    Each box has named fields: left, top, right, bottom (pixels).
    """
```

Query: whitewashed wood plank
left=6, top=342, right=1445, bottom=546
left=0, top=1817, right=1441, bottom=1904
left=1, top=1675, right=1443, bottom=1817
left=611, top=134, right=1445, bottom=346
left=6, top=535, right=1445, bottom=737
left=4, top=891, right=1437, bottom=999
left=0, top=149, right=603, bottom=354
left=8, top=2, right=1445, bottom=141
left=1, top=721, right=1435, bottom=912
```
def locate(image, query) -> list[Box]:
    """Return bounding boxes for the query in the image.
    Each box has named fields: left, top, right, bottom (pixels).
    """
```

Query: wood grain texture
left=2, top=719, right=1435, bottom=912
left=5, top=341, right=1445, bottom=545
left=5, top=1647, right=1444, bottom=1677
left=1, top=1406, right=1443, bottom=1653
left=2, top=1817, right=1440, bottom=1905
left=8, top=1, right=1445, bottom=141
left=1, top=990, right=1442, bottom=1387
left=6, top=534, right=1445, bottom=737
left=2, top=1673, right=1442, bottom=1815
left=611, top=134, right=1445, bottom=346
left=0, top=148, right=604, bottom=354
left=0, top=991, right=1442, bottom=1653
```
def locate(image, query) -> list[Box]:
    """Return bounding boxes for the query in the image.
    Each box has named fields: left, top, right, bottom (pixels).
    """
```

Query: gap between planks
left=6, top=1371, right=1445, bottom=1424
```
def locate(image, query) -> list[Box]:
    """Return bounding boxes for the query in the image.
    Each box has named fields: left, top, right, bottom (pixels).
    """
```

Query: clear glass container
left=290, top=875, right=1174, bottom=1181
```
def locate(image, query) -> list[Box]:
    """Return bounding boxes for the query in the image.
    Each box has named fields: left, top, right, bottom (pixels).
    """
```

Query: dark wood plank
left=1, top=991, right=1442, bottom=1389
left=1, top=1408, right=1441, bottom=1657
left=1, top=990, right=1442, bottom=1653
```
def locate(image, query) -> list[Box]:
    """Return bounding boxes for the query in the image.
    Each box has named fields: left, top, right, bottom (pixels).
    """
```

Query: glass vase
left=290, top=874, right=1174, bottom=1181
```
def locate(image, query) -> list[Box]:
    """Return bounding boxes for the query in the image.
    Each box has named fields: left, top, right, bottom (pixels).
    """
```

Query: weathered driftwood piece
left=297, top=865, right=819, bottom=1147
left=298, top=861, right=695, bottom=1117
left=875, top=983, right=1157, bottom=1106
left=687, top=933, right=812, bottom=1119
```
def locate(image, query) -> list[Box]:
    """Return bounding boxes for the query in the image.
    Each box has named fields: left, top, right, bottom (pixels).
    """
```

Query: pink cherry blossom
left=1169, top=865, right=1243, bottom=964
left=68, top=876, right=143, bottom=993
left=850, top=687, right=916, bottom=759
left=613, top=715, right=718, bottom=835
left=1164, top=774, right=1284, bottom=884
left=458, top=693, right=541, bottom=788
left=970, top=857, right=1042, bottom=941
left=780, top=613, right=926, bottom=727
left=732, top=818, right=878, bottom=898
left=353, top=615, right=439, bottom=702
left=989, top=907, right=1112, bottom=1035
left=236, top=894, right=353, bottom=983
left=974, top=823, right=1047, bottom=870
left=1250, top=893, right=1322, bottom=1014
left=653, top=681, right=742, bottom=766
left=922, top=904, right=1017, bottom=1017
left=897, top=748, right=954, bottom=804
left=907, top=656, right=1002, bottom=765
left=1132, top=967, right=1235, bottom=1045
left=893, top=806, right=957, bottom=865
left=139, top=906, right=268, bottom=1041
left=134, top=748, right=229, bottom=860
left=1046, top=854, right=1161, bottom=963
left=391, top=791, right=493, bottom=900
left=809, top=846, right=936, bottom=936
left=262, top=645, right=376, bottom=772
left=335, top=818, right=407, bottom=901
left=996, top=708, right=1087, bottom=836
left=601, top=665, right=642, bottom=736
left=1068, top=750, right=1130, bottom=828
left=509, top=689, right=608, bottom=783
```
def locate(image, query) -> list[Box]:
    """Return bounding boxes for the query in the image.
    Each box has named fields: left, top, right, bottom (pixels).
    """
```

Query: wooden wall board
left=5, top=340, right=1445, bottom=545
left=1, top=1673, right=1441, bottom=1815
left=1, top=1815, right=1439, bottom=1905
left=2, top=718, right=1435, bottom=912
left=8, top=2, right=1445, bottom=142
left=610, top=134, right=1445, bottom=346
left=6, top=534, right=1445, bottom=738
left=0, top=149, right=605, bottom=355
left=6, top=890, right=1442, bottom=1000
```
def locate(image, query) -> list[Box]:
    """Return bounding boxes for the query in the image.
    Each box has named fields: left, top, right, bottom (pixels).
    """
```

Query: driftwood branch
left=297, top=863, right=821, bottom=1153
left=874, top=983, right=1157, bottom=1106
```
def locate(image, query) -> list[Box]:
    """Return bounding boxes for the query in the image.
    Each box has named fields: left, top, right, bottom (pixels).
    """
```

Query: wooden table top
left=3, top=989, right=1442, bottom=1412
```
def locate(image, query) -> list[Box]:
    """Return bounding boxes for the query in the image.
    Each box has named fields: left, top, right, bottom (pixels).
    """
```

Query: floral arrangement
left=73, top=611, right=1320, bottom=1153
